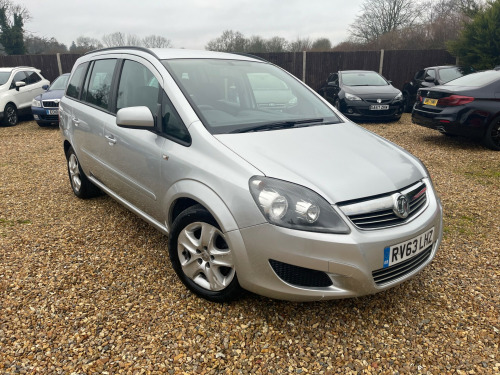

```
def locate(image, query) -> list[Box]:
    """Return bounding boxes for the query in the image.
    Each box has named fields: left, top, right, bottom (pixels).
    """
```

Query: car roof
left=85, top=47, right=263, bottom=63
left=339, top=70, right=378, bottom=74
left=424, top=65, right=457, bottom=70
left=0, top=66, right=40, bottom=72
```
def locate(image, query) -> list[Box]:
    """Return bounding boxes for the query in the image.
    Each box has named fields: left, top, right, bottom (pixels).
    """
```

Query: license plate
left=383, top=227, right=434, bottom=268
left=46, top=109, right=58, bottom=115
left=423, top=98, right=438, bottom=106
left=369, top=105, right=389, bottom=110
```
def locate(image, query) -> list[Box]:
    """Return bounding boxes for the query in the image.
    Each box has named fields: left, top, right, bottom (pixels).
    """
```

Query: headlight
left=394, top=92, right=403, bottom=100
left=32, top=99, right=42, bottom=107
left=249, top=176, right=350, bottom=234
left=345, top=92, right=361, bottom=101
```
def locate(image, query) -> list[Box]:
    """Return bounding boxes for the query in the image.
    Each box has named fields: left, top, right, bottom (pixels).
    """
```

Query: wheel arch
left=165, top=180, right=240, bottom=235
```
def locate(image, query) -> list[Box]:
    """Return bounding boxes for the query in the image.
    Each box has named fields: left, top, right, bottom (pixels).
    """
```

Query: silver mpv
left=60, top=47, right=443, bottom=302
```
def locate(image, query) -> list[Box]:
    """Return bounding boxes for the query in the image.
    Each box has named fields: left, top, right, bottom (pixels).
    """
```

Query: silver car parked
left=59, top=47, right=443, bottom=302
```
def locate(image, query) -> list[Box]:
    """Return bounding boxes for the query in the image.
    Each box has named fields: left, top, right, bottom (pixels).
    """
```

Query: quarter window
left=83, top=59, right=117, bottom=111
left=162, top=91, right=190, bottom=144
left=26, top=71, right=42, bottom=84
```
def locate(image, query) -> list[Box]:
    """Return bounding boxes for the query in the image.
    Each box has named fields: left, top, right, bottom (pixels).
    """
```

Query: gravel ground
left=1, top=115, right=499, bottom=374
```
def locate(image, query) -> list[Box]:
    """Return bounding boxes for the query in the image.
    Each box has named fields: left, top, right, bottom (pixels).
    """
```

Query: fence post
left=302, top=51, right=307, bottom=83
left=379, top=49, right=384, bottom=75
left=56, top=53, right=63, bottom=76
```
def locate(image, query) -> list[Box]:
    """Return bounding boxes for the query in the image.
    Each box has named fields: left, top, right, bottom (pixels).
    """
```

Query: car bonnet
left=215, top=122, right=426, bottom=204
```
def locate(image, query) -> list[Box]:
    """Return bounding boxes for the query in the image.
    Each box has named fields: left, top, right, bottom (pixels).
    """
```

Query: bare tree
left=25, top=35, right=67, bottom=54
left=349, top=0, right=426, bottom=43
left=205, top=30, right=247, bottom=52
left=265, top=36, right=288, bottom=52
left=102, top=32, right=126, bottom=47
left=288, top=37, right=312, bottom=52
left=142, top=35, right=172, bottom=48
left=246, top=35, right=267, bottom=53
left=310, top=38, right=332, bottom=51
left=69, top=36, right=103, bottom=53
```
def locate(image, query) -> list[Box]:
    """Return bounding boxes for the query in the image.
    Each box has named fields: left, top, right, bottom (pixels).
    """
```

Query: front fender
left=163, top=179, right=240, bottom=234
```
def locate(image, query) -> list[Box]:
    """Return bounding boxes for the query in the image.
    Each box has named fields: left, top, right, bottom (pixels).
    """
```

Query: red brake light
left=437, top=95, right=474, bottom=106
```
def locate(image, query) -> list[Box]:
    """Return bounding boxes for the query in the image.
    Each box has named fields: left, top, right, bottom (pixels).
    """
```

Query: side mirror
left=116, top=106, right=155, bottom=130
left=42, top=84, right=49, bottom=90
left=15, top=81, right=26, bottom=91
left=327, top=81, right=338, bottom=87
left=424, top=76, right=435, bottom=83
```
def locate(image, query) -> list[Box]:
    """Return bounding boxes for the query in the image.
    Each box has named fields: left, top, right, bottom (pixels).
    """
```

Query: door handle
left=72, top=117, right=80, bottom=126
left=105, top=135, right=116, bottom=145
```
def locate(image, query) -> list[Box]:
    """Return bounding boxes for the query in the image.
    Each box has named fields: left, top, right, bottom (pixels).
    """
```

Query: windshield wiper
left=231, top=118, right=324, bottom=133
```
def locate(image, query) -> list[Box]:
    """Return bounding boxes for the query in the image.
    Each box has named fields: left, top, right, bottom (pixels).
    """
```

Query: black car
left=412, top=69, right=500, bottom=151
left=318, top=70, right=403, bottom=121
left=402, top=66, right=471, bottom=113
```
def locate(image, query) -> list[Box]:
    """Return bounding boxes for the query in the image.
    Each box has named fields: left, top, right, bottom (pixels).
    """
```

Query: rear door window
left=66, top=62, right=89, bottom=99
left=26, top=71, right=42, bottom=84
left=83, top=59, right=117, bottom=111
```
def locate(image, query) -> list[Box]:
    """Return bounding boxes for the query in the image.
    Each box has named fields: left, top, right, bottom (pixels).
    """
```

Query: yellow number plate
left=423, top=98, right=438, bottom=106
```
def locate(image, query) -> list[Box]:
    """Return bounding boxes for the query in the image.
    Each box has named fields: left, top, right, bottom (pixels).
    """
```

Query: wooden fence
left=0, top=49, right=456, bottom=91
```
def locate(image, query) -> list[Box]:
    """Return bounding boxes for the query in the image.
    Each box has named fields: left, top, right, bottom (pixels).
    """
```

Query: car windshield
left=341, top=71, right=388, bottom=86
left=50, top=74, right=69, bottom=90
left=443, top=70, right=500, bottom=87
left=438, top=67, right=464, bottom=83
left=0, top=72, right=11, bottom=85
left=162, top=59, right=341, bottom=134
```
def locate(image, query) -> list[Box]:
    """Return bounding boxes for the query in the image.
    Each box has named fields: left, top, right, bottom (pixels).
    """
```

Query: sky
left=20, top=0, right=365, bottom=50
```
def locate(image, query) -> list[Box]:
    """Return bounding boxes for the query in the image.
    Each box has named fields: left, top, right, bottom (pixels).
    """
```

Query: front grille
left=42, top=100, right=59, bottom=108
left=269, top=259, right=333, bottom=287
left=339, top=181, right=428, bottom=230
left=372, top=245, right=432, bottom=285
left=365, top=99, right=392, bottom=104
left=41, top=115, right=59, bottom=121
left=358, top=108, right=398, bottom=116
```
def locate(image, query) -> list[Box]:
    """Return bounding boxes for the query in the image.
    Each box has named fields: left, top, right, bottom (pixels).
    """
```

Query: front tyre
left=483, top=116, right=500, bottom=151
left=168, top=205, right=242, bottom=302
left=65, top=146, right=100, bottom=198
left=3, top=103, right=18, bottom=126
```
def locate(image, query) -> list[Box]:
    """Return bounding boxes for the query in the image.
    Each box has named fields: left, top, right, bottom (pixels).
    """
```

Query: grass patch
left=0, top=218, right=32, bottom=226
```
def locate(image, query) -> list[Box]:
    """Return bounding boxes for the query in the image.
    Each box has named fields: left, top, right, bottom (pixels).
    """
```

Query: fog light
left=347, top=108, right=353, bottom=114
left=33, top=115, right=39, bottom=120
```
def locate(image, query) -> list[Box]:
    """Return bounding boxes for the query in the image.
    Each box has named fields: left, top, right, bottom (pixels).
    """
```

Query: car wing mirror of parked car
left=424, top=76, right=435, bottom=83
left=116, top=106, right=155, bottom=130
left=15, top=81, right=26, bottom=91
left=327, top=82, right=338, bottom=87
left=42, top=84, right=49, bottom=90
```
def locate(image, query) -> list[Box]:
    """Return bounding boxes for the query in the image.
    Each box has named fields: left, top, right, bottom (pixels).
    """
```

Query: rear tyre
left=402, top=92, right=412, bottom=113
left=482, top=116, right=500, bottom=151
left=65, top=146, right=101, bottom=198
left=2, top=103, right=18, bottom=126
left=168, top=204, right=242, bottom=302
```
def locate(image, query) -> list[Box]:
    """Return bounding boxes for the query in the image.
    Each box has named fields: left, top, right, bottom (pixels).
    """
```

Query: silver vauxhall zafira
left=59, top=47, right=443, bottom=302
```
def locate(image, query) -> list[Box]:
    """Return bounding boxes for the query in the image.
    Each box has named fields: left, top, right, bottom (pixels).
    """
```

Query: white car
left=0, top=67, right=50, bottom=126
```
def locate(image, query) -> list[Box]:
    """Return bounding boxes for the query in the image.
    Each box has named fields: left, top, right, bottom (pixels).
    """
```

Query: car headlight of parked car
left=345, top=92, right=362, bottom=101
left=394, top=92, right=403, bottom=100
left=249, top=176, right=350, bottom=234
left=31, top=99, right=42, bottom=107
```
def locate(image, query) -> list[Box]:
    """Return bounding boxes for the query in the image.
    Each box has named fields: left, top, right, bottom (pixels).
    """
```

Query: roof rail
left=84, top=46, right=160, bottom=60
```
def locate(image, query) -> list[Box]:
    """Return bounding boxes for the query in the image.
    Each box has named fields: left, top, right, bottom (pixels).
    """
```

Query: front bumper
left=342, top=100, right=404, bottom=120
left=31, top=106, right=59, bottom=124
left=228, top=187, right=443, bottom=301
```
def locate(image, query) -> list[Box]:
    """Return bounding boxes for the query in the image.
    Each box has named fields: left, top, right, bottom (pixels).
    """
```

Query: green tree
left=310, top=38, right=332, bottom=51
left=448, top=0, right=500, bottom=69
left=0, top=0, right=29, bottom=55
